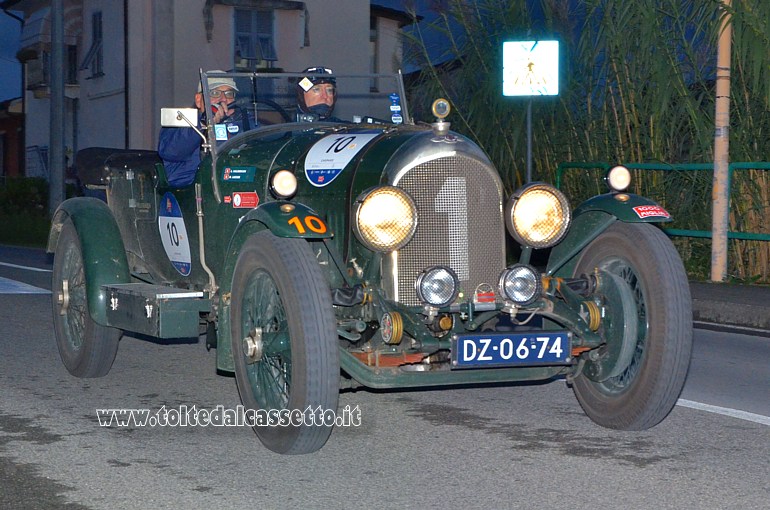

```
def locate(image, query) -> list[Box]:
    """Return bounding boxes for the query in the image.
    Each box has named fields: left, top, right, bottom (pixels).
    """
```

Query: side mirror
left=160, top=108, right=208, bottom=150
left=160, top=108, right=199, bottom=128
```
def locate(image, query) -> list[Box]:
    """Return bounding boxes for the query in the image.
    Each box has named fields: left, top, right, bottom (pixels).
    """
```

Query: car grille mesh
left=394, top=155, right=505, bottom=306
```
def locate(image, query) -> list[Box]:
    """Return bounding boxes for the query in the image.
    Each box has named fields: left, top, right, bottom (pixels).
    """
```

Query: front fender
left=221, top=201, right=332, bottom=291
left=48, top=197, right=131, bottom=325
left=547, top=194, right=671, bottom=277
left=242, top=201, right=333, bottom=239
left=216, top=201, right=332, bottom=373
left=574, top=193, right=672, bottom=223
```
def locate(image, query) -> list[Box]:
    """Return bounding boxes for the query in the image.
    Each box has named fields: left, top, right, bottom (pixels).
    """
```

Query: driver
left=158, top=70, right=250, bottom=187
left=296, top=66, right=339, bottom=122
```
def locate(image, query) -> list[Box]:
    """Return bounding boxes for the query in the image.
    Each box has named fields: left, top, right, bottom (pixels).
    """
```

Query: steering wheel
left=252, top=99, right=292, bottom=125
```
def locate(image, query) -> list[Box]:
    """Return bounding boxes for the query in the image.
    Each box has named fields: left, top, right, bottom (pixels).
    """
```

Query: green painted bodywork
left=53, top=115, right=679, bottom=388
left=547, top=193, right=672, bottom=277
left=48, top=197, right=131, bottom=325
left=236, top=201, right=333, bottom=239
left=573, top=192, right=674, bottom=223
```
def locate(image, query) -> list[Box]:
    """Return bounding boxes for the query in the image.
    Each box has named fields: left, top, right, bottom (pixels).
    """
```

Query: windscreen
left=200, top=71, right=410, bottom=135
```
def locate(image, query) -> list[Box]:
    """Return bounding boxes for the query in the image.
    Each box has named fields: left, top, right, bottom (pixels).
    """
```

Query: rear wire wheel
left=572, top=222, right=692, bottom=430
left=52, top=219, right=121, bottom=377
left=230, top=231, right=339, bottom=454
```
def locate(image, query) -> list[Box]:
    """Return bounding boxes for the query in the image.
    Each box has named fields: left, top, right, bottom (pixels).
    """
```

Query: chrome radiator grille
left=390, top=155, right=505, bottom=306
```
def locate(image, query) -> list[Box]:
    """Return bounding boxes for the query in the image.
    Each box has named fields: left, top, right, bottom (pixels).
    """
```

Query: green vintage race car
left=48, top=70, right=692, bottom=454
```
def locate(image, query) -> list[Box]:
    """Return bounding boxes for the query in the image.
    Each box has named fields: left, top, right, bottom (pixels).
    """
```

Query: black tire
left=230, top=231, right=339, bottom=454
left=52, top=220, right=121, bottom=377
left=571, top=222, right=692, bottom=430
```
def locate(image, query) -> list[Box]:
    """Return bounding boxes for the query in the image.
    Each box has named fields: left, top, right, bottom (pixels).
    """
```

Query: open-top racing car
left=48, top=70, right=692, bottom=454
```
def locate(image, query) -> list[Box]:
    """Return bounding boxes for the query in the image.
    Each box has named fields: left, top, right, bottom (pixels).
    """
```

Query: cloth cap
left=198, top=70, right=239, bottom=92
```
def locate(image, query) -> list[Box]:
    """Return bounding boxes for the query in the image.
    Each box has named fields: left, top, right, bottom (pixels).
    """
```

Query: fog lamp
left=498, top=264, right=542, bottom=306
left=415, top=266, right=459, bottom=307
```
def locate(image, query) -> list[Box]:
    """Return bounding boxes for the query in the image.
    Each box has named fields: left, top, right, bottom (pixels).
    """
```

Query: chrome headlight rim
left=606, top=165, right=631, bottom=192
left=504, top=182, right=571, bottom=249
left=270, top=169, right=298, bottom=199
left=352, top=186, right=418, bottom=253
left=415, top=265, right=460, bottom=308
left=498, top=263, right=542, bottom=306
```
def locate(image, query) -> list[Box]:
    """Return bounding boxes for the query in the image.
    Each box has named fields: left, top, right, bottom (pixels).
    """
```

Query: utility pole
left=711, top=0, right=733, bottom=282
left=48, top=0, right=65, bottom=217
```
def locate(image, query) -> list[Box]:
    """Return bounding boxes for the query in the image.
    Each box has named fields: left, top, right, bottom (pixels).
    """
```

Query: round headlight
left=606, top=165, right=631, bottom=192
left=505, top=183, right=571, bottom=248
left=415, top=266, right=459, bottom=307
left=498, top=264, right=542, bottom=306
left=353, top=186, right=417, bottom=252
left=271, top=170, right=297, bottom=199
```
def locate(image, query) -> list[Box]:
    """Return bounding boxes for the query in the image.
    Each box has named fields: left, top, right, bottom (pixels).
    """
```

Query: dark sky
left=0, top=10, right=22, bottom=102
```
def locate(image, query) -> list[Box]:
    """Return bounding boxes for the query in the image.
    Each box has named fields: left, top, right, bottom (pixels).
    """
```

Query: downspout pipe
left=123, top=0, right=129, bottom=148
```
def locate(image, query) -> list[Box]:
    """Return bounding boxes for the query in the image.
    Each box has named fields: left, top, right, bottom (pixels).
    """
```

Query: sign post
left=502, top=40, right=559, bottom=182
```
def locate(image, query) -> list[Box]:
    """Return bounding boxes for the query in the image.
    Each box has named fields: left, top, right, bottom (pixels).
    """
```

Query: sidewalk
left=690, top=281, right=770, bottom=331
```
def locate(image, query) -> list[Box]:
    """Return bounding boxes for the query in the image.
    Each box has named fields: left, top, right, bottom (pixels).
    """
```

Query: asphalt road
left=1, top=246, right=768, bottom=509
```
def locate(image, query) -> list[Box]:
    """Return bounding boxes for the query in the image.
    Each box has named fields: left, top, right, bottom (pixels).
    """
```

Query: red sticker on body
left=632, top=205, right=670, bottom=219
left=475, top=292, right=496, bottom=303
left=231, top=192, right=259, bottom=209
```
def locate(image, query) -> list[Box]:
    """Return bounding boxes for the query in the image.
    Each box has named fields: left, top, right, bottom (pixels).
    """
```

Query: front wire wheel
left=230, top=231, right=339, bottom=454
left=572, top=222, right=692, bottom=430
left=52, top=220, right=121, bottom=377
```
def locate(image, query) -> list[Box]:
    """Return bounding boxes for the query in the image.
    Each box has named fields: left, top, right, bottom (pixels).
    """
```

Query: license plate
left=451, top=331, right=572, bottom=369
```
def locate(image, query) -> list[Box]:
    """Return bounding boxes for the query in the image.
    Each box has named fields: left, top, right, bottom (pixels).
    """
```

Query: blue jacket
left=158, top=107, right=251, bottom=187
left=158, top=123, right=202, bottom=187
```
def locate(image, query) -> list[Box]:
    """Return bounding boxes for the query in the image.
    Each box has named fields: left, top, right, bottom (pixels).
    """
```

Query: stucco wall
left=17, top=0, right=408, bottom=156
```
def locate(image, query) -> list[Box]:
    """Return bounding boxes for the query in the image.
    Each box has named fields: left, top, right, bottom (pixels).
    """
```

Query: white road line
left=0, top=276, right=51, bottom=294
left=0, top=261, right=52, bottom=273
left=677, top=399, right=770, bottom=426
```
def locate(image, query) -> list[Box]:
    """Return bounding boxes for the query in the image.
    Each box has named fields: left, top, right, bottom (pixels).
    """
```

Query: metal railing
left=555, top=161, right=770, bottom=242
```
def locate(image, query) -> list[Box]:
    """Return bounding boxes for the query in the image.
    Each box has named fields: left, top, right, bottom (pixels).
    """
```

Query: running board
left=102, top=283, right=211, bottom=338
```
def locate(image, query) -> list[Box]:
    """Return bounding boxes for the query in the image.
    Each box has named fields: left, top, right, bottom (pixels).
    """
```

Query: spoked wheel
left=572, top=222, right=692, bottom=430
left=52, top=220, right=121, bottom=377
left=230, top=231, right=339, bottom=454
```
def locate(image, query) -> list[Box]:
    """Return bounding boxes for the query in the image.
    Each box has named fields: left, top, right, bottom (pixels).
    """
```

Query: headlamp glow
left=607, top=165, right=631, bottom=192
left=505, top=183, right=571, bottom=248
left=353, top=186, right=417, bottom=252
left=271, top=170, right=298, bottom=199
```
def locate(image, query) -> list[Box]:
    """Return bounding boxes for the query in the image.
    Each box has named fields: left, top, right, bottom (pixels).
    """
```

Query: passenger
left=296, top=66, right=340, bottom=122
left=158, top=70, right=250, bottom=187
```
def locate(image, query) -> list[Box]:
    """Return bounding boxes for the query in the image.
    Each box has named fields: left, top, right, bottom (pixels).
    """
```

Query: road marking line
left=0, top=262, right=52, bottom=273
left=0, top=276, right=51, bottom=295
left=677, top=399, right=770, bottom=426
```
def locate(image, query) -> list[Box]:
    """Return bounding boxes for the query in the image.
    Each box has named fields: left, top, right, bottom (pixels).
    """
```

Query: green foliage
left=0, top=177, right=49, bottom=215
left=0, top=177, right=80, bottom=248
left=406, top=0, right=770, bottom=281
left=0, top=211, right=50, bottom=247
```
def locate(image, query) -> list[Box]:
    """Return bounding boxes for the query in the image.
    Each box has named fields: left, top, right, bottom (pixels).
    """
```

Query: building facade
left=1, top=0, right=410, bottom=177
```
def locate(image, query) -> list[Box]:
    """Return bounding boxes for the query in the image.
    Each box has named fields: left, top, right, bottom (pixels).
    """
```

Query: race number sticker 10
left=158, top=192, right=192, bottom=276
left=304, top=132, right=379, bottom=187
